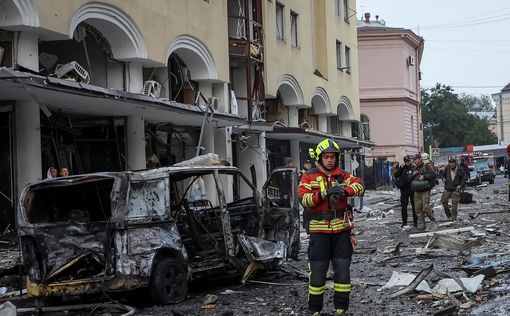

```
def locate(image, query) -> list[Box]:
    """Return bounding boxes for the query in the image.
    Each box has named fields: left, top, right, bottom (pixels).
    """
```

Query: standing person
left=412, top=153, right=438, bottom=231
left=299, top=139, right=364, bottom=315
left=299, top=158, right=313, bottom=178
left=459, top=159, right=470, bottom=180
left=59, top=167, right=69, bottom=177
left=46, top=167, right=57, bottom=180
left=394, top=156, right=417, bottom=227
left=440, top=158, right=466, bottom=221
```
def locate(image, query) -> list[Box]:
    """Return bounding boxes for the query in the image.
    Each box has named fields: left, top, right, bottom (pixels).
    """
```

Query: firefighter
left=298, top=139, right=365, bottom=315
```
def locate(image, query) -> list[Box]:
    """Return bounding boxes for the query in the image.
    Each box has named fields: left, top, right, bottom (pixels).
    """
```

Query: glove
left=327, top=186, right=346, bottom=207
left=327, top=186, right=346, bottom=197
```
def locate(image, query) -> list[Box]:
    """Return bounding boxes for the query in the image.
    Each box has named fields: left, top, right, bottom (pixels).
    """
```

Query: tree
left=421, top=84, right=497, bottom=148
left=459, top=93, right=494, bottom=112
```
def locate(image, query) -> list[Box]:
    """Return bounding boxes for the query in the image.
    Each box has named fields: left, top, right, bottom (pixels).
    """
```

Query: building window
left=336, top=40, right=342, bottom=70
left=343, top=0, right=349, bottom=22
left=290, top=11, right=298, bottom=47
left=335, top=0, right=340, bottom=16
left=345, top=45, right=351, bottom=73
left=276, top=2, right=284, bottom=40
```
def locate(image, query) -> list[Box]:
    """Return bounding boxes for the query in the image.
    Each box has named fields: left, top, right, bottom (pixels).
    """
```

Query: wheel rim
left=162, top=264, right=186, bottom=301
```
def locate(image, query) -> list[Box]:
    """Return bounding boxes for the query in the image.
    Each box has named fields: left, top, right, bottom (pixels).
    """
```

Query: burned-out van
left=17, top=163, right=299, bottom=303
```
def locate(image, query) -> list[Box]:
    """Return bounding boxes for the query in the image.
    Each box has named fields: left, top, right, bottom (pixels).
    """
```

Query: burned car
left=17, top=162, right=299, bottom=303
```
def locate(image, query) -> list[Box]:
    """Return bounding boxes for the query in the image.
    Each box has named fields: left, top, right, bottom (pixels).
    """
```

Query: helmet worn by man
left=310, top=138, right=341, bottom=170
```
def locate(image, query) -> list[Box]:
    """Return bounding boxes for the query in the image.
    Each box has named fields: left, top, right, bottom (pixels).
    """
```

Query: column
left=238, top=132, right=267, bottom=192
left=15, top=101, right=42, bottom=194
left=341, top=120, right=352, bottom=137
left=126, top=62, right=146, bottom=170
left=288, top=106, right=299, bottom=127
left=290, top=140, right=300, bottom=169
left=318, top=115, right=328, bottom=133
left=126, top=116, right=146, bottom=170
left=215, top=126, right=233, bottom=203
left=202, top=125, right=217, bottom=205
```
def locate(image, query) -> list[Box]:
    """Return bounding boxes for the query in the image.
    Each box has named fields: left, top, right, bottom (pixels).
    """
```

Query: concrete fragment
left=0, top=301, right=16, bottom=316
left=390, top=264, right=434, bottom=297
left=379, top=270, right=432, bottom=293
left=432, top=275, right=485, bottom=294
left=424, top=234, right=471, bottom=252
left=410, top=227, right=475, bottom=238
left=203, top=294, right=218, bottom=305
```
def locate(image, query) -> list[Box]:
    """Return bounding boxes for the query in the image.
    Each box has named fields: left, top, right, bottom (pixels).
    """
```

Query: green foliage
left=421, top=84, right=497, bottom=148
left=459, top=93, right=494, bottom=112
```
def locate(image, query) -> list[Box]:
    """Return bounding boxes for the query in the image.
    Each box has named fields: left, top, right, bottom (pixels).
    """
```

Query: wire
left=425, top=47, right=510, bottom=54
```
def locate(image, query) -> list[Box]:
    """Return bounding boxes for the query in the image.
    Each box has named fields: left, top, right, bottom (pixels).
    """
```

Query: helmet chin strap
left=315, top=161, right=333, bottom=174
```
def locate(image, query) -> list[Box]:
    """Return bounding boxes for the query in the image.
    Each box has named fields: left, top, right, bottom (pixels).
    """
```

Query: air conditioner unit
left=208, top=96, right=219, bottom=110
left=143, top=80, right=161, bottom=98
left=407, top=55, right=416, bottom=66
left=55, top=61, right=90, bottom=83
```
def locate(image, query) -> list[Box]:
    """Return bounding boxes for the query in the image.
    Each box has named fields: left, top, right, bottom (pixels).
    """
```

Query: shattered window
left=219, top=173, right=254, bottom=205
left=23, top=179, right=113, bottom=224
left=128, top=178, right=169, bottom=219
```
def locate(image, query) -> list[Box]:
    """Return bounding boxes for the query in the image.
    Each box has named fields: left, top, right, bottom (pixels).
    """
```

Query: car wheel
left=489, top=177, right=494, bottom=184
left=477, top=176, right=482, bottom=185
left=150, top=257, right=188, bottom=304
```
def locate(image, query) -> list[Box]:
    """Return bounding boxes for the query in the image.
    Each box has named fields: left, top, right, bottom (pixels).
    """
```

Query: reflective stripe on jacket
left=298, top=166, right=364, bottom=234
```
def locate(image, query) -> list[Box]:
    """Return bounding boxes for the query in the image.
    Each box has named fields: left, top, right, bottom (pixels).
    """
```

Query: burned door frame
left=262, top=168, right=300, bottom=259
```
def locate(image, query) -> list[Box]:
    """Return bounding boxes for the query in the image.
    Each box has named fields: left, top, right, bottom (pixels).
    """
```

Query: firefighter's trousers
left=308, top=230, right=353, bottom=313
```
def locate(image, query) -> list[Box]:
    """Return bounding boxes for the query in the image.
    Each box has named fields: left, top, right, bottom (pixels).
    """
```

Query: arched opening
left=167, top=35, right=217, bottom=105
left=69, top=2, right=147, bottom=61
left=334, top=96, right=354, bottom=137
left=0, top=0, right=39, bottom=29
left=276, top=74, right=304, bottom=107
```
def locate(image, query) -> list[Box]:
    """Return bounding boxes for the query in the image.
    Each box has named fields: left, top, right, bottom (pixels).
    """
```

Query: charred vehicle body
left=17, top=164, right=299, bottom=303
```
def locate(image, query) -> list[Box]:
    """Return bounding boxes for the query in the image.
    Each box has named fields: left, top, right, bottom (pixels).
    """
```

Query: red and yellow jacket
left=299, top=166, right=364, bottom=234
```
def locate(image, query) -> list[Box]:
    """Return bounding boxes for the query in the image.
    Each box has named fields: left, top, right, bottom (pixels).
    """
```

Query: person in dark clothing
left=459, top=159, right=470, bottom=183
left=440, top=158, right=466, bottom=221
left=394, top=155, right=417, bottom=227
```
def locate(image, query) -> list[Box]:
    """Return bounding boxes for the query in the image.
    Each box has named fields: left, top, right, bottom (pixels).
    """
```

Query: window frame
left=335, top=0, right=341, bottom=16
left=290, top=11, right=298, bottom=47
left=345, top=45, right=351, bottom=74
left=336, top=40, right=342, bottom=70
left=343, top=0, right=350, bottom=22
left=276, top=2, right=285, bottom=41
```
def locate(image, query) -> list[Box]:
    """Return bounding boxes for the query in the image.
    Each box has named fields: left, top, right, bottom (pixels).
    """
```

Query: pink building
left=357, top=13, right=424, bottom=162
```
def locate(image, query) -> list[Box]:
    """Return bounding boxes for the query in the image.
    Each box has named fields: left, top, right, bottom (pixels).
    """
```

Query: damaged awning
left=265, top=127, right=374, bottom=148
left=0, top=68, right=245, bottom=128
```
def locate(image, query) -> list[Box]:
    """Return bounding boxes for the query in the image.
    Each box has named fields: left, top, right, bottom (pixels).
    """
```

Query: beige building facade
left=0, top=0, right=364, bottom=230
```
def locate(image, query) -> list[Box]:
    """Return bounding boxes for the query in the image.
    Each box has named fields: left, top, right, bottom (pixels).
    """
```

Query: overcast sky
left=356, top=0, right=510, bottom=98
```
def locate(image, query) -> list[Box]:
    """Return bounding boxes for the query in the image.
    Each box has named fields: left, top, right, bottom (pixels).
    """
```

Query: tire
left=489, top=177, right=494, bottom=184
left=149, top=257, right=188, bottom=304
left=477, top=176, right=482, bottom=185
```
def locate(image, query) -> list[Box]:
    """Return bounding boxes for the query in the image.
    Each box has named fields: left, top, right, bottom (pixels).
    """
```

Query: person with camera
left=394, top=155, right=417, bottom=227
left=298, top=139, right=364, bottom=315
